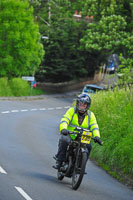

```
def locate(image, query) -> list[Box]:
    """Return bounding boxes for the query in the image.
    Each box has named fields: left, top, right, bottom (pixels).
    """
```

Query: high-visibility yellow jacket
left=60, top=107, right=100, bottom=139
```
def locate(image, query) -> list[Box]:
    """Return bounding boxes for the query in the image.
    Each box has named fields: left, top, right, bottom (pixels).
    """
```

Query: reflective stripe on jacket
left=60, top=107, right=100, bottom=137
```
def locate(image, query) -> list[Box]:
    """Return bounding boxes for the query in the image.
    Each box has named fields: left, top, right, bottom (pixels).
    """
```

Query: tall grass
left=90, top=88, right=133, bottom=186
left=0, top=77, right=44, bottom=96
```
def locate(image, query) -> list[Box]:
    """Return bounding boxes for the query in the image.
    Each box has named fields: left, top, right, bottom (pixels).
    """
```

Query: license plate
left=81, top=131, right=92, bottom=144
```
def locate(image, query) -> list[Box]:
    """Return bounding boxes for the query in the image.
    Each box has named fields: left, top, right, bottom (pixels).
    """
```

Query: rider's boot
left=53, top=160, right=62, bottom=170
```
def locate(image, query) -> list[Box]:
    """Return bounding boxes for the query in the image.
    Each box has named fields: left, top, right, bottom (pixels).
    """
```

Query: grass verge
left=90, top=87, right=133, bottom=188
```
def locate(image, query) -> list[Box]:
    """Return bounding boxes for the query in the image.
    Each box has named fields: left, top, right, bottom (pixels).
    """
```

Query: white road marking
left=64, top=106, right=70, bottom=109
left=0, top=166, right=7, bottom=174
left=20, top=109, right=28, bottom=112
left=39, top=108, right=46, bottom=110
left=11, top=110, right=19, bottom=113
left=30, top=109, right=37, bottom=111
left=1, top=111, right=10, bottom=114
left=55, top=107, right=62, bottom=109
left=1, top=106, right=70, bottom=114
left=48, top=107, right=54, bottom=110
left=15, top=187, right=33, bottom=200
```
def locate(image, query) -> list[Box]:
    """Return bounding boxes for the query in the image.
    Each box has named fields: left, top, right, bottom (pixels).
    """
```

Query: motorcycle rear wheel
left=72, top=152, right=87, bottom=190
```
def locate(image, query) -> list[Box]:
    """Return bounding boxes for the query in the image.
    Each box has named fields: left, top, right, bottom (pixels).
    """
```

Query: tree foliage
left=81, top=15, right=132, bottom=56
left=0, top=0, right=44, bottom=79
left=31, top=0, right=133, bottom=83
left=80, top=0, right=133, bottom=84
left=117, top=54, right=133, bottom=87
left=32, top=0, right=100, bottom=82
left=1, top=0, right=131, bottom=82
left=33, top=1, right=88, bottom=82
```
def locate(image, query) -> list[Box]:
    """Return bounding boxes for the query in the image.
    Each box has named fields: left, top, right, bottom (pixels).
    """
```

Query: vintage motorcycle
left=53, top=127, right=103, bottom=190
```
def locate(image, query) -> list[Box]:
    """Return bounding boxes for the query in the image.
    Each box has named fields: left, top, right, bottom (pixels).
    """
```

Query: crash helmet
left=76, top=93, right=91, bottom=113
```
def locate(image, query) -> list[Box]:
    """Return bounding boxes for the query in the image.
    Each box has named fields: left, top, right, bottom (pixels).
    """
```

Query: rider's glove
left=94, top=136, right=102, bottom=144
left=61, top=129, right=69, bottom=136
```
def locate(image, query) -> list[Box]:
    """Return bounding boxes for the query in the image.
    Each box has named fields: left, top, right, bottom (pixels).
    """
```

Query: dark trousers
left=56, top=135, right=92, bottom=162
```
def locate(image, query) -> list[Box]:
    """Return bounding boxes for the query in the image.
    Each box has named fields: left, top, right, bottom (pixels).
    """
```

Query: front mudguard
left=81, top=147, right=88, bottom=154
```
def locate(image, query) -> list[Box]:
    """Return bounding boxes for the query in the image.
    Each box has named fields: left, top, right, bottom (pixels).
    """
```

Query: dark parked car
left=82, top=84, right=105, bottom=94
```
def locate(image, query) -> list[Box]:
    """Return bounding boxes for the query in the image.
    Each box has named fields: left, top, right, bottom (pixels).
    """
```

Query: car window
left=83, top=87, right=95, bottom=93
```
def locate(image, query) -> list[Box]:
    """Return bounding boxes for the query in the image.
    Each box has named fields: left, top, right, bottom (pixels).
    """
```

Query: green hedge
left=9, top=78, right=31, bottom=96
left=0, top=78, right=13, bottom=96
left=90, top=88, right=133, bottom=186
left=0, top=77, right=44, bottom=96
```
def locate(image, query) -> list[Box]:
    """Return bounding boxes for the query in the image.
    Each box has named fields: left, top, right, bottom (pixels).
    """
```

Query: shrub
left=9, top=78, right=31, bottom=96
left=0, top=78, right=13, bottom=96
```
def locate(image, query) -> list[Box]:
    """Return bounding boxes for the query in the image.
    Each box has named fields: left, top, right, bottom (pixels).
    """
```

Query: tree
left=80, top=0, right=133, bottom=77
left=34, top=0, right=94, bottom=82
left=32, top=0, right=132, bottom=83
left=0, top=0, right=44, bottom=78
left=36, top=18, right=91, bottom=82
left=116, top=54, right=133, bottom=88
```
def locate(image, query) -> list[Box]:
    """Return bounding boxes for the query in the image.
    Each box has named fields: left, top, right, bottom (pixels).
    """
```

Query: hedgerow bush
left=90, top=88, right=133, bottom=186
left=0, top=78, right=13, bottom=96
left=9, top=78, right=31, bottom=96
left=0, top=77, right=44, bottom=96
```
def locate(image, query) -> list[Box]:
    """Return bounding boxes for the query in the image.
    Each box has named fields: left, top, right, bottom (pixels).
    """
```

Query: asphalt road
left=0, top=95, right=132, bottom=200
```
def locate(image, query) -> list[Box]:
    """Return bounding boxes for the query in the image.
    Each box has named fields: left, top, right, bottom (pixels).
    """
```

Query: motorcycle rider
left=55, top=93, right=101, bottom=169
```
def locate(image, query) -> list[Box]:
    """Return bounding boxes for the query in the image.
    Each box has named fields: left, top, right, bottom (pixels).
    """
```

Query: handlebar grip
left=99, top=140, right=104, bottom=146
left=92, top=137, right=104, bottom=146
left=96, top=138, right=104, bottom=145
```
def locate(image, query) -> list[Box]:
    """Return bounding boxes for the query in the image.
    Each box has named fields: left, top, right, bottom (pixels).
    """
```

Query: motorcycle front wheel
left=72, top=152, right=87, bottom=190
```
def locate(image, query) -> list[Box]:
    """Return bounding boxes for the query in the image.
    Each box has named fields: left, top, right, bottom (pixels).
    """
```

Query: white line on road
left=1, top=106, right=70, bottom=114
left=30, top=108, right=37, bottom=111
left=11, top=110, right=19, bottom=113
left=55, top=107, right=62, bottom=109
left=64, top=106, right=70, bottom=109
left=0, top=166, right=7, bottom=174
left=48, top=107, right=54, bottom=110
left=15, top=187, right=33, bottom=200
left=1, top=111, right=10, bottom=114
left=20, top=109, right=28, bottom=112
left=39, top=108, right=46, bottom=110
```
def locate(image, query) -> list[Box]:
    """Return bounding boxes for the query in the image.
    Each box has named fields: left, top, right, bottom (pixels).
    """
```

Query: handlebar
left=68, top=127, right=104, bottom=146
left=91, top=137, right=103, bottom=146
left=74, top=127, right=90, bottom=132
